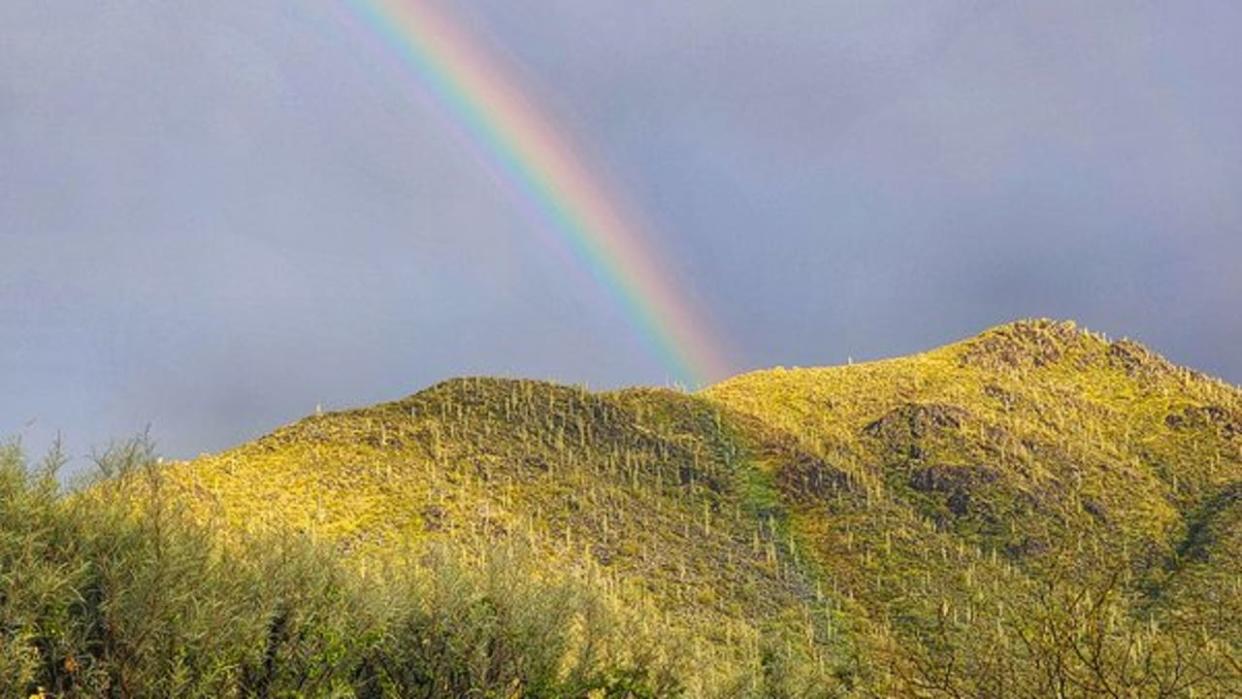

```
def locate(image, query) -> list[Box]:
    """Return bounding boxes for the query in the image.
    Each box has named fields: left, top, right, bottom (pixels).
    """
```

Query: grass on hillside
left=2, top=319, right=1238, bottom=697
left=705, top=320, right=1241, bottom=695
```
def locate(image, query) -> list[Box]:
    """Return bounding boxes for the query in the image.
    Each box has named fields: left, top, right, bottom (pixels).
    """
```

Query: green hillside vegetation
left=1, top=320, right=1238, bottom=697
left=705, top=320, right=1241, bottom=695
left=160, top=378, right=849, bottom=695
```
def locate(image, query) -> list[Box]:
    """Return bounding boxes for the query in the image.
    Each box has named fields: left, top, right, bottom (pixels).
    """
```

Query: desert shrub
left=361, top=545, right=683, bottom=698
left=0, top=438, right=685, bottom=698
left=879, top=555, right=1240, bottom=698
left=0, top=438, right=368, bottom=697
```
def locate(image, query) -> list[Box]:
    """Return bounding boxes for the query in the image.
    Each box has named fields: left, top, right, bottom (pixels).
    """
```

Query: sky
left=3, top=0, right=1240, bottom=465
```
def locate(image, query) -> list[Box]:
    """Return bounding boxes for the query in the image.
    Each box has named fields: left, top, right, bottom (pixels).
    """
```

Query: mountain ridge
left=155, top=318, right=1240, bottom=695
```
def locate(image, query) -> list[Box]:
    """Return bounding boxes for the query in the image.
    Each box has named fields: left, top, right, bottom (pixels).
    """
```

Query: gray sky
left=3, top=0, right=1240, bottom=464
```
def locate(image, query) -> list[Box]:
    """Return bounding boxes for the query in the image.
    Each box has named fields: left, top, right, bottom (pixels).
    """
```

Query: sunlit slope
left=161, top=319, right=1240, bottom=693
left=704, top=319, right=1240, bottom=662
left=165, top=378, right=847, bottom=688
left=705, top=319, right=1238, bottom=558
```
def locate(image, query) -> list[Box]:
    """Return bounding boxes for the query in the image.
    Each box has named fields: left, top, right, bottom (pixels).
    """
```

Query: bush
left=0, top=439, right=683, bottom=698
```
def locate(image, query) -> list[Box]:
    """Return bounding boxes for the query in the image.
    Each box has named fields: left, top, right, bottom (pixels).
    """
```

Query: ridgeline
left=3, top=320, right=1238, bottom=696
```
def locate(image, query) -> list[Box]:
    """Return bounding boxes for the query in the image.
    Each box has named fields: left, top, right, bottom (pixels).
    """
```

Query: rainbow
left=343, top=0, right=729, bottom=387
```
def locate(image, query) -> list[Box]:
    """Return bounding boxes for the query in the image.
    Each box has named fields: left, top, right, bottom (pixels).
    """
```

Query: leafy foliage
left=0, top=440, right=687, bottom=697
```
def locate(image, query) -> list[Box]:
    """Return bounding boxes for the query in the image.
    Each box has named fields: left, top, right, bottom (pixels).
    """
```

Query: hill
left=162, top=378, right=848, bottom=694
left=705, top=319, right=1240, bottom=694
left=6, top=319, right=1234, bottom=696
left=154, top=319, right=1239, bottom=696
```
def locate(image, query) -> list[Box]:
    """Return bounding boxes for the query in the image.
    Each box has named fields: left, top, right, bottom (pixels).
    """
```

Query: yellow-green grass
left=157, top=319, right=1241, bottom=694
left=161, top=379, right=849, bottom=694
left=707, top=319, right=1238, bottom=561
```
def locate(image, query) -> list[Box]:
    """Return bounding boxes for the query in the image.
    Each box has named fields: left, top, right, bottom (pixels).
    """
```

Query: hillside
left=164, top=379, right=846, bottom=693
left=146, top=319, right=1242, bottom=696
left=706, top=320, right=1241, bottom=694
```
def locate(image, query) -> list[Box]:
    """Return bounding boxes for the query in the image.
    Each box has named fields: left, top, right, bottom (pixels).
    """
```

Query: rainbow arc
left=346, top=0, right=729, bottom=387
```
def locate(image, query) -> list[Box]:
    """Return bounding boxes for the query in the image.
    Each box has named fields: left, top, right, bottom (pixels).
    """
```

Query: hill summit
left=160, top=319, right=1240, bottom=696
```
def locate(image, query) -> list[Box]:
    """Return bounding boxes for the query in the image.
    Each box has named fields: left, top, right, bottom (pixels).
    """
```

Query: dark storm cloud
left=2, top=0, right=1239, bottom=466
